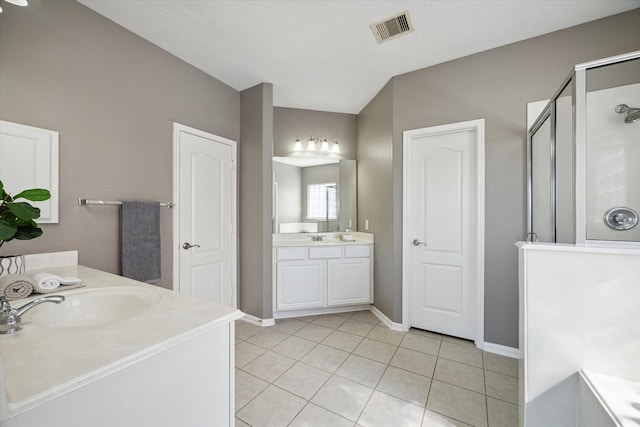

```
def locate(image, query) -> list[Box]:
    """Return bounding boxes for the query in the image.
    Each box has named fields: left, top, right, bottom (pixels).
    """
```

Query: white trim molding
left=369, top=305, right=404, bottom=332
left=273, top=305, right=371, bottom=320
left=240, top=313, right=275, bottom=327
left=481, top=342, right=521, bottom=359
left=401, top=119, right=485, bottom=347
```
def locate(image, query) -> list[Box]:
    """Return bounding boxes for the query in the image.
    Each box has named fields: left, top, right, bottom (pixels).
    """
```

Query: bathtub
left=579, top=370, right=640, bottom=427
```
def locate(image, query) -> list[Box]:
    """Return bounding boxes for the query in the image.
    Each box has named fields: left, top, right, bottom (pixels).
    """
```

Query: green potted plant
left=0, top=180, right=51, bottom=276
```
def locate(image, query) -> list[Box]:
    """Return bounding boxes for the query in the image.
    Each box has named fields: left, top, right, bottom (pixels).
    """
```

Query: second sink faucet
left=310, top=234, right=325, bottom=241
left=0, top=295, right=65, bottom=334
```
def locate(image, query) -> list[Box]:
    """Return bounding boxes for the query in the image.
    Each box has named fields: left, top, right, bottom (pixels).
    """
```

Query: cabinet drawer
left=276, top=247, right=307, bottom=261
left=309, top=246, right=342, bottom=259
left=345, top=245, right=371, bottom=258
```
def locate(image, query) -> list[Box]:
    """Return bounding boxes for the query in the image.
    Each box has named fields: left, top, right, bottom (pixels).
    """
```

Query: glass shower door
left=529, top=112, right=554, bottom=242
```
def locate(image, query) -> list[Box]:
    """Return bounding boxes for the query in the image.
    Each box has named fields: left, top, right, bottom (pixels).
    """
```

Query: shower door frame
left=526, top=49, right=640, bottom=245
left=527, top=103, right=556, bottom=243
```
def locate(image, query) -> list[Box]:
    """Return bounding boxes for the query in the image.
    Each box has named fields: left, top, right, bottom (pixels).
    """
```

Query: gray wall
left=273, top=107, right=357, bottom=159
left=0, top=0, right=240, bottom=288
left=357, top=81, right=396, bottom=321
left=239, top=83, right=273, bottom=319
left=339, top=160, right=357, bottom=232
left=359, top=9, right=640, bottom=347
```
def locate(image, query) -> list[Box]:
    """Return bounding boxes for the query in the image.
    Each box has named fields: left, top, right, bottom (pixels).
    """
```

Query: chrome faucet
left=0, top=295, right=65, bottom=334
left=310, top=234, right=325, bottom=241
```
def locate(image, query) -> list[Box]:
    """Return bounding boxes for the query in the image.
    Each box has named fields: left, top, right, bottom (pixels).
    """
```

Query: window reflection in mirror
left=273, top=157, right=356, bottom=233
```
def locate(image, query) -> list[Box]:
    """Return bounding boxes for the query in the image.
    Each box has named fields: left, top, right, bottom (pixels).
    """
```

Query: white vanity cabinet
left=0, top=260, right=243, bottom=427
left=327, top=245, right=371, bottom=305
left=276, top=257, right=326, bottom=310
left=275, top=244, right=373, bottom=312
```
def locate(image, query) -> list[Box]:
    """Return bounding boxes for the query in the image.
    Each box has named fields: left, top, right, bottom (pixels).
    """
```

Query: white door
left=174, top=123, right=236, bottom=308
left=403, top=120, right=484, bottom=341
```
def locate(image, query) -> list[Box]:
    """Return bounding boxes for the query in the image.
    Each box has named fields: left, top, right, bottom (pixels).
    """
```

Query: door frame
left=172, top=122, right=237, bottom=307
left=401, top=119, right=485, bottom=347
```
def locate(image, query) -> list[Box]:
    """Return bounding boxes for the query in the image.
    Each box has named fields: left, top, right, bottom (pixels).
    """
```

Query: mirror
left=0, top=120, right=59, bottom=223
left=273, top=157, right=356, bottom=233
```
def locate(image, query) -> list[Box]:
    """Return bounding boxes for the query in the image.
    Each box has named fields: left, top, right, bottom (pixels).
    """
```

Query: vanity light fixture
left=294, top=136, right=340, bottom=153
left=0, top=0, right=28, bottom=13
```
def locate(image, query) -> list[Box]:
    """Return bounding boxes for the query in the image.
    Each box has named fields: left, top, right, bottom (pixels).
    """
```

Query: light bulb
left=306, top=138, right=316, bottom=151
left=293, top=138, right=302, bottom=151
left=5, top=0, right=29, bottom=6
left=332, top=141, right=340, bottom=154
left=320, top=138, right=329, bottom=152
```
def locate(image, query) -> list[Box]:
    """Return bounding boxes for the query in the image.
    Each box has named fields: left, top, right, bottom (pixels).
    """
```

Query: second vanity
left=273, top=232, right=374, bottom=317
left=0, top=252, right=242, bottom=427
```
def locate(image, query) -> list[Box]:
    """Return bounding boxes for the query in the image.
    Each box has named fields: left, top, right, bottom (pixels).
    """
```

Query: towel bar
left=78, top=198, right=174, bottom=208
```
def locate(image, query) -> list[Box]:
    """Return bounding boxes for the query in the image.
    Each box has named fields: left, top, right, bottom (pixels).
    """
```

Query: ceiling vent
left=370, top=10, right=414, bottom=44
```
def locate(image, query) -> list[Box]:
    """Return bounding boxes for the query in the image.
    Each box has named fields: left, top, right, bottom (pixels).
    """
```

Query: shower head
left=615, top=104, right=640, bottom=123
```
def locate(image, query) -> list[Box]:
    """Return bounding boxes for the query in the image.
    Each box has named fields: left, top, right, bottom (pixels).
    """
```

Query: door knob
left=182, top=242, right=200, bottom=250
left=412, top=239, right=426, bottom=246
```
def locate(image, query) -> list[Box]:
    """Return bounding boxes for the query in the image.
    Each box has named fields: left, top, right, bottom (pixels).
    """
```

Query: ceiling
left=77, top=1, right=640, bottom=114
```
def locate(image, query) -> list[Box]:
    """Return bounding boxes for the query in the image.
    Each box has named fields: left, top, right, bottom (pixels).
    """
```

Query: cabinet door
left=276, top=260, right=325, bottom=310
left=327, top=258, right=371, bottom=306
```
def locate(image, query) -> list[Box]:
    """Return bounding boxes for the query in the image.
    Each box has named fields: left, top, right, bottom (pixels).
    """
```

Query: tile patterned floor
left=235, top=311, right=519, bottom=427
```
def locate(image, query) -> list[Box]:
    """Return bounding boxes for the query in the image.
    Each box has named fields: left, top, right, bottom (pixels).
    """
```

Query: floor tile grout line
left=287, top=316, right=369, bottom=426
left=236, top=314, right=516, bottom=427
left=237, top=355, right=504, bottom=426
left=482, top=351, right=491, bottom=427
left=317, top=316, right=375, bottom=425
left=484, top=369, right=519, bottom=379
left=234, top=367, right=279, bottom=413
left=348, top=331, right=407, bottom=425
left=349, top=330, right=390, bottom=426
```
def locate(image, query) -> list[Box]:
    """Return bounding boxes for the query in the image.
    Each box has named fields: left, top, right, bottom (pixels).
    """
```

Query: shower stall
left=522, top=52, right=640, bottom=427
left=527, top=50, right=640, bottom=245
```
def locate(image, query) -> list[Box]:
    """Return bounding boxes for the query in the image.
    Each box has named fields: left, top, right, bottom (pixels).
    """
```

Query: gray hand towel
left=121, top=201, right=161, bottom=283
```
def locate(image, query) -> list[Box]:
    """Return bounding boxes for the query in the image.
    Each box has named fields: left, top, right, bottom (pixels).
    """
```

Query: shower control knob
left=604, top=207, right=638, bottom=231
left=182, top=242, right=200, bottom=250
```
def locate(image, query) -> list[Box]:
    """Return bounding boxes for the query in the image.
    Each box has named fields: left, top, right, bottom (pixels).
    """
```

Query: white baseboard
left=482, top=341, right=521, bottom=359
left=273, top=304, right=371, bottom=319
left=240, top=313, right=275, bottom=327
left=240, top=306, right=519, bottom=360
left=369, top=305, right=404, bottom=332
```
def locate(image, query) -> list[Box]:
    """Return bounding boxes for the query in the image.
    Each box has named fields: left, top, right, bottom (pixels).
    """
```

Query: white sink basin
left=25, top=287, right=162, bottom=328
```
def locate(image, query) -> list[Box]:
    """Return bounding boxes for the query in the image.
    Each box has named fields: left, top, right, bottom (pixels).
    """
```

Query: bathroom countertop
left=0, top=265, right=242, bottom=421
left=515, top=241, right=640, bottom=255
left=273, top=231, right=374, bottom=247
